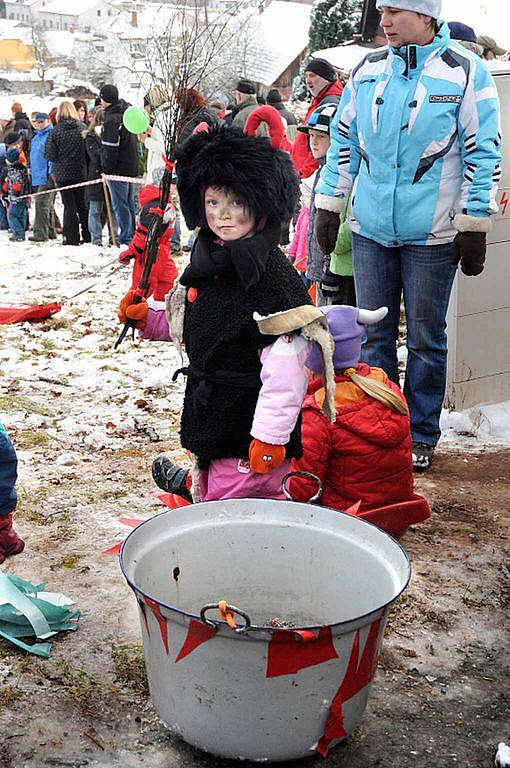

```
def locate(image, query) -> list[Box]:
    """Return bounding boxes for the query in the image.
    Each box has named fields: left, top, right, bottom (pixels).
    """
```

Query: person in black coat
left=176, top=87, right=219, bottom=145
left=266, top=89, right=297, bottom=126
left=44, top=101, right=90, bottom=246
left=84, top=107, right=111, bottom=246
left=100, top=84, right=139, bottom=245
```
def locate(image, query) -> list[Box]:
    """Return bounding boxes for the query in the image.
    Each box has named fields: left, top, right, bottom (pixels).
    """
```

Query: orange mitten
left=118, top=289, right=149, bottom=329
left=249, top=439, right=286, bottom=474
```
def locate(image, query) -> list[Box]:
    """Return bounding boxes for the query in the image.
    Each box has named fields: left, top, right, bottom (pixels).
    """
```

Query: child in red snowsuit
left=118, top=180, right=178, bottom=303
left=290, top=305, right=429, bottom=529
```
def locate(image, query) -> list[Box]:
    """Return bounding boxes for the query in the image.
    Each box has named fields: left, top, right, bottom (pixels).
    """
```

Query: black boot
left=152, top=456, right=192, bottom=502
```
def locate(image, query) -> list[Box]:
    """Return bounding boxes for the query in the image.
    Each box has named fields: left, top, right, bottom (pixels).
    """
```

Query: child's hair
left=343, top=367, right=409, bottom=415
left=86, top=106, right=104, bottom=134
left=56, top=101, right=79, bottom=122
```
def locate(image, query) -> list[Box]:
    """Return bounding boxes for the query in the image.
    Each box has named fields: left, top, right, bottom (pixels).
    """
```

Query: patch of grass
left=0, top=393, right=53, bottom=417
left=0, top=684, right=22, bottom=709
left=112, top=643, right=148, bottom=695
left=16, top=486, right=52, bottom=524
left=56, top=552, right=83, bottom=570
left=13, top=429, right=51, bottom=450
left=114, top=447, right=146, bottom=459
left=54, top=661, right=101, bottom=718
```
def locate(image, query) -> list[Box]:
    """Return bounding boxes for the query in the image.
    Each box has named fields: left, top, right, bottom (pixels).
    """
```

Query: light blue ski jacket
left=315, top=22, right=502, bottom=246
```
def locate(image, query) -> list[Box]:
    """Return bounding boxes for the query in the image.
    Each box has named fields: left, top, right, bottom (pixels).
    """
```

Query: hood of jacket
left=305, top=364, right=410, bottom=448
left=309, top=80, right=343, bottom=113
left=139, top=183, right=160, bottom=207
left=106, top=99, right=130, bottom=117
left=58, top=118, right=80, bottom=131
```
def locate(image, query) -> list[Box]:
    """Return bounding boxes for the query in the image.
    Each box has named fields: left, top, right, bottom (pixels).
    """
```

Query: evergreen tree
left=308, top=0, right=363, bottom=53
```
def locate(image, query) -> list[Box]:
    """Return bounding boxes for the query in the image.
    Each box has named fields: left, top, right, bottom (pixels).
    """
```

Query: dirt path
left=0, top=246, right=508, bottom=768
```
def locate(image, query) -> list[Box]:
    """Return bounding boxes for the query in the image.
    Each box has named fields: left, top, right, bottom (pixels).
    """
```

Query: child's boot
left=0, top=513, right=25, bottom=564
left=152, top=456, right=192, bottom=502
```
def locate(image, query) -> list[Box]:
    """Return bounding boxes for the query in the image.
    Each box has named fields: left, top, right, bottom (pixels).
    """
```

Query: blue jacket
left=316, top=22, right=502, bottom=247
left=0, top=422, right=17, bottom=516
left=30, top=124, right=53, bottom=186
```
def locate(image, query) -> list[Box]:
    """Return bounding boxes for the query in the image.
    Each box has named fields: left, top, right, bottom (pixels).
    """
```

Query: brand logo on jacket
left=429, top=95, right=462, bottom=104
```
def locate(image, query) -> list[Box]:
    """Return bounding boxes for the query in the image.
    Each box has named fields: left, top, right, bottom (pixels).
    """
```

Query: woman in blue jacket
left=314, top=0, right=501, bottom=470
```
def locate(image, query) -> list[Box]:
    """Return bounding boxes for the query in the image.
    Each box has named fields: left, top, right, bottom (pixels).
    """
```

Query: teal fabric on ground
left=0, top=573, right=80, bottom=657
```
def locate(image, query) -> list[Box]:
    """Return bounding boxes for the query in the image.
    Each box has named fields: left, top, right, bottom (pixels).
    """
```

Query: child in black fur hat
left=119, top=125, right=329, bottom=502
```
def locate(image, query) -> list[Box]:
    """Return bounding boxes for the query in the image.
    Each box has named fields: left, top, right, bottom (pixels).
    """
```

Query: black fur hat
left=175, top=125, right=299, bottom=230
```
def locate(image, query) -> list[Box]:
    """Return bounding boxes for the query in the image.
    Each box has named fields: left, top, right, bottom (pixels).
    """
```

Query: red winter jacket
left=290, top=364, right=414, bottom=511
left=291, top=80, right=344, bottom=178
left=129, top=184, right=178, bottom=301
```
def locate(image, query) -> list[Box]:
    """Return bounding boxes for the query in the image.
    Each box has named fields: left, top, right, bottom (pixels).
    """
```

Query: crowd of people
left=0, top=0, right=506, bottom=561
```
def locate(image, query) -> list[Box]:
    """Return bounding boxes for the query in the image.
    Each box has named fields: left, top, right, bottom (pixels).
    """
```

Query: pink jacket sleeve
left=139, top=297, right=172, bottom=341
left=251, top=334, right=310, bottom=445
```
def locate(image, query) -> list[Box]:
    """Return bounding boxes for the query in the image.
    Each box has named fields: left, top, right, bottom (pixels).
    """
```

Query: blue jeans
left=7, top=200, right=27, bottom=239
left=0, top=203, right=8, bottom=230
left=352, top=233, right=457, bottom=447
left=88, top=200, right=105, bottom=245
left=171, top=213, right=181, bottom=253
left=107, top=181, right=135, bottom=244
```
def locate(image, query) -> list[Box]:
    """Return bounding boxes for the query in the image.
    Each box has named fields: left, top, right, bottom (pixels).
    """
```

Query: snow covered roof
left=45, top=30, right=75, bottom=57
left=0, top=20, right=32, bottom=45
left=312, top=44, right=374, bottom=73
left=243, top=1, right=312, bottom=87
left=38, top=0, right=104, bottom=16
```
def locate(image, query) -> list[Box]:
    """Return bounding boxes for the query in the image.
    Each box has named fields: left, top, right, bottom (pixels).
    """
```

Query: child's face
left=204, top=186, right=256, bottom=241
left=309, top=129, right=330, bottom=160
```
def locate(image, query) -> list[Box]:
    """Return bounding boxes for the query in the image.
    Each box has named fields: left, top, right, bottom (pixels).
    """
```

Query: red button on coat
left=187, top=287, right=198, bottom=303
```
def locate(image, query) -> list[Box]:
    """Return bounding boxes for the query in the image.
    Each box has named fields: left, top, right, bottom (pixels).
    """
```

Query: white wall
left=446, top=66, right=510, bottom=410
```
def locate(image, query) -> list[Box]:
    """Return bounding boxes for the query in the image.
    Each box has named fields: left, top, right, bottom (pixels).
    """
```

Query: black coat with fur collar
left=178, top=246, right=311, bottom=466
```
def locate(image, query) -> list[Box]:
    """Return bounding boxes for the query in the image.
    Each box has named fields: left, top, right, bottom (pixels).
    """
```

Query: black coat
left=271, top=101, right=297, bottom=126
left=44, top=119, right=87, bottom=184
left=84, top=131, right=105, bottom=202
left=13, top=112, right=33, bottom=140
left=178, top=246, right=310, bottom=465
left=101, top=99, right=139, bottom=177
left=177, top=107, right=219, bottom=145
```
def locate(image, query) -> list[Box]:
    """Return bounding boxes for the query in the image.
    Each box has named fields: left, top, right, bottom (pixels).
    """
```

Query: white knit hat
left=376, top=0, right=441, bottom=17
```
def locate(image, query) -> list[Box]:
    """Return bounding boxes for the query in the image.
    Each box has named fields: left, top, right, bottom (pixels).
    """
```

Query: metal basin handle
left=281, top=471, right=323, bottom=503
left=200, top=602, right=252, bottom=634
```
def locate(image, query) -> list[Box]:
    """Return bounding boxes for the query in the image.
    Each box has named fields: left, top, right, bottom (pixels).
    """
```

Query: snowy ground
left=0, top=230, right=509, bottom=768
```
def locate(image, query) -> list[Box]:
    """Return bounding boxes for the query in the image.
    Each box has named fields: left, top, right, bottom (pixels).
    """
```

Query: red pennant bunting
left=175, top=619, right=217, bottom=662
left=316, top=616, right=383, bottom=757
left=343, top=500, right=362, bottom=516
left=100, top=542, right=122, bottom=556
left=146, top=598, right=169, bottom=654
left=118, top=517, right=145, bottom=528
left=137, top=597, right=151, bottom=639
left=266, top=626, right=338, bottom=678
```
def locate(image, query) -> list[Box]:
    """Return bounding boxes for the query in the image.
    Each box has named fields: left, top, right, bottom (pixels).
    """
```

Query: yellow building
left=0, top=38, right=36, bottom=71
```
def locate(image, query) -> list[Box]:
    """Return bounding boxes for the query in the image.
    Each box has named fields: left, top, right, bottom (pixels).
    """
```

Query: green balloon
left=123, top=106, right=150, bottom=134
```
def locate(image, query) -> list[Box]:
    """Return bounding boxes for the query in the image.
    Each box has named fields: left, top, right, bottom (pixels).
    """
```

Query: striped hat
left=297, top=102, right=338, bottom=135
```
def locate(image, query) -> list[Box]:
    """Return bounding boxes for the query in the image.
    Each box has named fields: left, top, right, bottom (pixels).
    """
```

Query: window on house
left=97, top=9, right=101, bottom=15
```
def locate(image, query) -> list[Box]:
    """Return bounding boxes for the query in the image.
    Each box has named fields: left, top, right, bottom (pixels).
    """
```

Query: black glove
left=315, top=208, right=340, bottom=254
left=452, top=231, right=487, bottom=276
left=320, top=267, right=343, bottom=298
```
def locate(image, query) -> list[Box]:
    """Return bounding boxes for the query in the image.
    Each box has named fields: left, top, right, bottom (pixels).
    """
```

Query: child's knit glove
left=118, top=289, right=148, bottom=329
left=320, top=266, right=344, bottom=298
left=249, top=439, right=286, bottom=474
